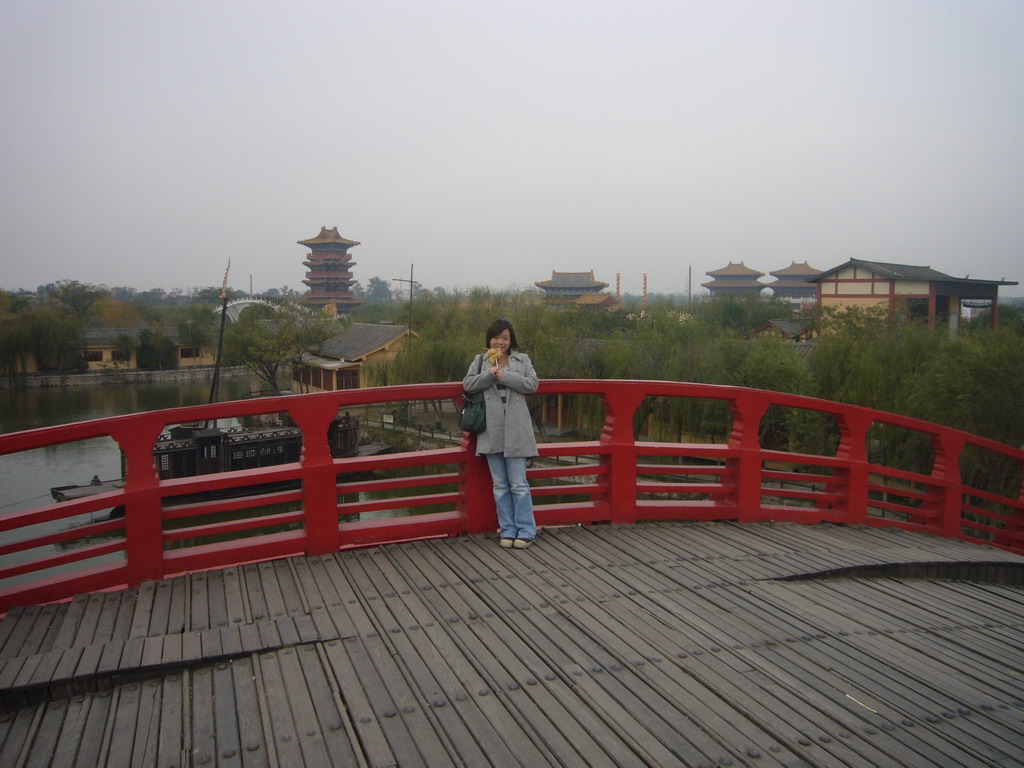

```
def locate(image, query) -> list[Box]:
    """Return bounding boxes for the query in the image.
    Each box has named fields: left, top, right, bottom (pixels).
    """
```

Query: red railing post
left=291, top=402, right=343, bottom=555
left=115, top=421, right=166, bottom=585
left=460, top=432, right=497, bottom=534
left=728, top=393, right=769, bottom=522
left=932, top=431, right=966, bottom=541
left=835, top=410, right=872, bottom=525
left=599, top=384, right=645, bottom=525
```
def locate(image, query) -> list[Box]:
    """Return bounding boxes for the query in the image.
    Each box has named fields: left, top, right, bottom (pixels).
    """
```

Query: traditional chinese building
left=292, top=322, right=416, bottom=392
left=701, top=262, right=766, bottom=297
left=809, top=259, right=1018, bottom=333
left=535, top=271, right=609, bottom=302
left=298, top=227, right=365, bottom=316
left=764, top=261, right=822, bottom=305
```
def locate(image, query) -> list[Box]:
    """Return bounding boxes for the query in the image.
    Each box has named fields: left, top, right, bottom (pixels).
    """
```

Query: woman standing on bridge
left=463, top=319, right=540, bottom=549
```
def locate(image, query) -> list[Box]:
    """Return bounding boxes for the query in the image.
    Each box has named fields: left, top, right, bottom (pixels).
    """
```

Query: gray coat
left=462, top=351, right=539, bottom=457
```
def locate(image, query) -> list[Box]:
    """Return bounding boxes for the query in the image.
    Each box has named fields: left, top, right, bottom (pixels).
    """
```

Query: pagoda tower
left=297, top=226, right=365, bottom=316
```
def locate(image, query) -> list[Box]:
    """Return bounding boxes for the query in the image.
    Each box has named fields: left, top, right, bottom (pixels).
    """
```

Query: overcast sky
left=2, top=1, right=1022, bottom=298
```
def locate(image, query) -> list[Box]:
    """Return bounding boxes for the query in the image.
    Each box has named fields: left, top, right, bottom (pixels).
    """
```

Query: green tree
left=689, top=294, right=793, bottom=336
left=46, top=280, right=109, bottom=323
left=224, top=302, right=342, bottom=394
left=175, top=303, right=217, bottom=359
left=137, top=330, right=178, bottom=369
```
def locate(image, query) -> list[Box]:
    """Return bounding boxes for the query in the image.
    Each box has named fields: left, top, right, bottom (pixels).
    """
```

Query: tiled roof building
left=765, top=261, right=821, bottom=302
left=294, top=322, right=416, bottom=392
left=701, top=262, right=766, bottom=296
left=810, top=259, right=1017, bottom=333
left=535, top=271, right=609, bottom=301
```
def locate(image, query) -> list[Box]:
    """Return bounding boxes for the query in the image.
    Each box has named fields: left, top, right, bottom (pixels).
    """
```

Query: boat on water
left=51, top=413, right=393, bottom=503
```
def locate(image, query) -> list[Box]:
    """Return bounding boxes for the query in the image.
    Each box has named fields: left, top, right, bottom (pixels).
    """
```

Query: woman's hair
left=485, top=318, right=518, bottom=351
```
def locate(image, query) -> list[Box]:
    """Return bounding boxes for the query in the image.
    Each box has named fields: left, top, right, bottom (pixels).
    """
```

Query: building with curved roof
left=535, top=271, right=609, bottom=302
left=701, top=262, right=766, bottom=296
left=764, top=261, right=822, bottom=304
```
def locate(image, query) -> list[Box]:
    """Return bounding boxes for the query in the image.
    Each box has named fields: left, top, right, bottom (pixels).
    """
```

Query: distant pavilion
left=298, top=226, right=365, bottom=316
left=535, top=271, right=609, bottom=302
left=701, top=262, right=766, bottom=297
left=764, top=261, right=822, bottom=305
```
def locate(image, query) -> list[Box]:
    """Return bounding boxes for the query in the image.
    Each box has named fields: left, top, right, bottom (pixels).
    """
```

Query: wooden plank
left=0, top=705, right=42, bottom=767
left=157, top=671, right=188, bottom=768
left=147, top=579, right=173, bottom=637
left=206, top=569, right=229, bottom=630
left=20, top=603, right=60, bottom=658
left=48, top=594, right=89, bottom=652
left=277, top=559, right=308, bottom=616
left=94, top=640, right=124, bottom=685
left=48, top=694, right=90, bottom=768
left=293, top=644, right=361, bottom=768
left=212, top=661, right=244, bottom=767
left=303, top=556, right=359, bottom=640
left=222, top=566, right=248, bottom=626
left=128, top=678, right=161, bottom=767
left=190, top=572, right=211, bottom=631
left=128, top=581, right=157, bottom=639
left=105, top=681, right=141, bottom=766
left=0, top=606, right=25, bottom=654
left=256, top=561, right=288, bottom=621
left=0, top=605, right=42, bottom=657
left=230, top=656, right=271, bottom=768
left=220, top=625, right=244, bottom=657
left=109, top=589, right=138, bottom=643
left=89, top=591, right=127, bottom=648
left=254, top=650, right=307, bottom=768
left=161, top=632, right=183, bottom=666
left=191, top=665, right=217, bottom=767
left=242, top=563, right=269, bottom=621
left=319, top=636, right=418, bottom=768
left=48, top=645, right=85, bottom=698
left=73, top=689, right=113, bottom=768
left=277, top=646, right=334, bottom=767
left=289, top=557, right=338, bottom=641
left=22, top=699, right=67, bottom=768
left=166, top=575, right=189, bottom=635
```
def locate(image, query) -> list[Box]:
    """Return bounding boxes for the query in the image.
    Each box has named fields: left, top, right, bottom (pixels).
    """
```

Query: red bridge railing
left=1, top=380, right=1021, bottom=612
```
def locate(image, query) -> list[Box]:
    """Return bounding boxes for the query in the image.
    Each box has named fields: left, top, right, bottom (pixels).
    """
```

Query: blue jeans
left=485, top=453, right=536, bottom=541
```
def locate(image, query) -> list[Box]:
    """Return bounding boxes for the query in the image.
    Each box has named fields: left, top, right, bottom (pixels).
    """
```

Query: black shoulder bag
left=459, top=356, right=487, bottom=433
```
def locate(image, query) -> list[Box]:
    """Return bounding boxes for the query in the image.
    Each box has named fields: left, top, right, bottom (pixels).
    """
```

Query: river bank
left=1, top=365, right=253, bottom=389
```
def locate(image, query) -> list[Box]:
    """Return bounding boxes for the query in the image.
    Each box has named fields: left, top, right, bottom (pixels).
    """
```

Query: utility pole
left=393, top=264, right=415, bottom=331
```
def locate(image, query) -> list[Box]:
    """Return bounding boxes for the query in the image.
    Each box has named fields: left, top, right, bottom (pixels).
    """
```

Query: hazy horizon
left=3, top=1, right=1022, bottom=298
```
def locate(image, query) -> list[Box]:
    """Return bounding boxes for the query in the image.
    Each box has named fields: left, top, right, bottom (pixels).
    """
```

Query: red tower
left=298, top=226, right=366, bottom=316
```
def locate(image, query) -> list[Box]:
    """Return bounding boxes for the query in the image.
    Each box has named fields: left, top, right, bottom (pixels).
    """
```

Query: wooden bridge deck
left=1, top=521, right=1023, bottom=767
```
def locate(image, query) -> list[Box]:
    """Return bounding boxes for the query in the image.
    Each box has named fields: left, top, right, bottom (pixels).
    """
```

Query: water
left=0, top=377, right=260, bottom=515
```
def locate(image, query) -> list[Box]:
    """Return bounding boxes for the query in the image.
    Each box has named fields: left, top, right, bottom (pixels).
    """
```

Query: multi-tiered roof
left=298, top=226, right=365, bottom=316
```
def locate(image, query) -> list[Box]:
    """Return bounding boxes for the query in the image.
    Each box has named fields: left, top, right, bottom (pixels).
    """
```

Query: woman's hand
left=491, top=366, right=504, bottom=381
